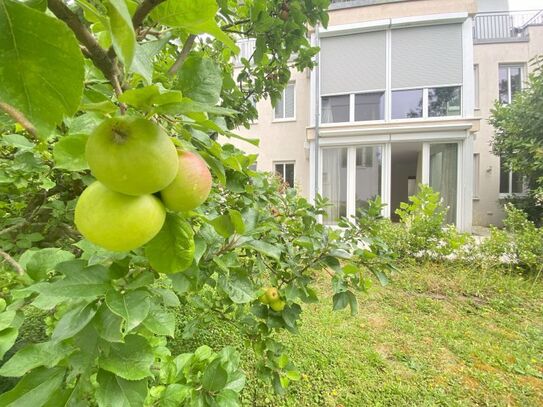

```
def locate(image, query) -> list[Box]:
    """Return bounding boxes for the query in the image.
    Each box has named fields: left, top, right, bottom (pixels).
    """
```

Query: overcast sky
left=508, top=0, right=543, bottom=10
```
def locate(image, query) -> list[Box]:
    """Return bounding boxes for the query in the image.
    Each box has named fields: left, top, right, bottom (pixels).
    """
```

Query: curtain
left=430, top=144, right=458, bottom=225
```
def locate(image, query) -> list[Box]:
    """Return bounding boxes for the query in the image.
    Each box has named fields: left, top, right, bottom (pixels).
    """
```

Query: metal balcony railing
left=473, top=10, right=543, bottom=43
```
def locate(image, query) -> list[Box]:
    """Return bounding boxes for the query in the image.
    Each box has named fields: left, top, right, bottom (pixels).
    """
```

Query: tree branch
left=47, top=0, right=121, bottom=94
left=132, top=0, right=166, bottom=29
left=0, top=249, right=24, bottom=276
left=168, top=34, right=196, bottom=75
left=0, top=102, right=38, bottom=139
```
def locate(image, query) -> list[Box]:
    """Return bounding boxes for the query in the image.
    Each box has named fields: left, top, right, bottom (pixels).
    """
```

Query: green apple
left=270, top=299, right=285, bottom=312
left=160, top=150, right=212, bottom=212
left=0, top=298, right=6, bottom=313
left=74, top=181, right=166, bottom=252
left=86, top=116, right=178, bottom=196
left=264, top=287, right=280, bottom=303
left=258, top=293, right=270, bottom=304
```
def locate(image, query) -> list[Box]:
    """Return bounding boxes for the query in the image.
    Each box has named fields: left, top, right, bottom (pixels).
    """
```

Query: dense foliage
left=0, top=0, right=393, bottom=404
left=490, top=56, right=543, bottom=223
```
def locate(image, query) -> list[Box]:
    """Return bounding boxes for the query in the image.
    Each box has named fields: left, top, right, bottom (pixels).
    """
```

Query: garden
left=0, top=0, right=542, bottom=405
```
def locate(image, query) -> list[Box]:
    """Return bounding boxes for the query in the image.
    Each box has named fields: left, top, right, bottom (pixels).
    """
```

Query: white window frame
left=272, top=82, right=296, bottom=122
left=498, top=64, right=524, bottom=104
left=274, top=161, right=295, bottom=186
left=319, top=89, right=386, bottom=125
left=499, top=160, right=528, bottom=198
left=474, top=64, right=480, bottom=110
left=390, top=84, right=463, bottom=122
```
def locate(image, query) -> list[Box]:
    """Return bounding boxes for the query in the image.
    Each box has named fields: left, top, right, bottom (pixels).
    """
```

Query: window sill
left=473, top=196, right=480, bottom=201
left=272, top=118, right=296, bottom=123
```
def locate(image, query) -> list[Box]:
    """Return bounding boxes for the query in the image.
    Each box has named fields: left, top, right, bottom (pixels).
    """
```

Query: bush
left=478, top=204, right=543, bottom=273
left=393, top=185, right=472, bottom=260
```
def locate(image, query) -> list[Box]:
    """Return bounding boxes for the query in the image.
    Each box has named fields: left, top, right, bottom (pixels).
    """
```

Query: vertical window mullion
left=508, top=67, right=512, bottom=104
left=349, top=94, right=355, bottom=122
left=422, top=88, right=429, bottom=118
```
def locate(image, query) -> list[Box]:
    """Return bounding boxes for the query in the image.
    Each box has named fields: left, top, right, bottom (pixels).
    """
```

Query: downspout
left=314, top=22, right=321, bottom=203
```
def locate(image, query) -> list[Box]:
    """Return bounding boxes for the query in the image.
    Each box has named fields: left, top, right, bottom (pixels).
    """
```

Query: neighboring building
left=224, top=0, right=543, bottom=231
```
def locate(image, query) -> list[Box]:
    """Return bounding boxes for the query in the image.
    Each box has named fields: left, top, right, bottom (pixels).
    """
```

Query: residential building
left=224, top=0, right=543, bottom=231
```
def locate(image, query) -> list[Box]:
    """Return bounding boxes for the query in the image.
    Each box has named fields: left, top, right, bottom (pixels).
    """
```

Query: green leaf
left=151, top=0, right=217, bottom=28
left=145, top=213, right=195, bottom=274
left=0, top=367, right=65, bottom=406
left=210, top=214, right=235, bottom=238
left=105, top=0, right=136, bottom=68
left=53, top=134, right=89, bottom=171
left=216, top=389, right=241, bottom=407
left=0, top=0, right=84, bottom=135
left=142, top=305, right=175, bottom=337
left=222, top=273, right=255, bottom=304
left=93, top=303, right=124, bottom=342
left=1, top=134, right=34, bottom=149
left=332, top=291, right=358, bottom=316
left=161, top=384, right=190, bottom=407
left=0, top=341, right=74, bottom=377
left=202, top=359, right=228, bottom=392
left=243, top=240, right=281, bottom=261
left=175, top=55, right=222, bottom=105
left=99, top=335, right=154, bottom=381
left=52, top=301, right=97, bottom=342
left=96, top=370, right=148, bottom=407
left=24, top=248, right=75, bottom=281
left=106, top=289, right=150, bottom=332
left=132, top=36, right=170, bottom=84
left=0, top=310, right=17, bottom=331
left=229, top=210, right=245, bottom=235
left=0, top=328, right=18, bottom=360
left=32, top=264, right=111, bottom=299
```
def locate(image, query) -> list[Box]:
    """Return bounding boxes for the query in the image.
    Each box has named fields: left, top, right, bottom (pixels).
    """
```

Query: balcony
left=473, top=10, right=543, bottom=43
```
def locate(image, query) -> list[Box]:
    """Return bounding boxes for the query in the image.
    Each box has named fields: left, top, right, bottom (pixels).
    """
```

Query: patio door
left=423, top=142, right=459, bottom=225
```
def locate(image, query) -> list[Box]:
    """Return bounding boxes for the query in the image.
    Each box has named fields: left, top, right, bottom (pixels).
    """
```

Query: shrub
left=478, top=204, right=543, bottom=273
left=393, top=185, right=472, bottom=260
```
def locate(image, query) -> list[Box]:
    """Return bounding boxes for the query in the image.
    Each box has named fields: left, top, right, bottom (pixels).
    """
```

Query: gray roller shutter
left=391, top=24, right=463, bottom=89
left=320, top=31, right=386, bottom=95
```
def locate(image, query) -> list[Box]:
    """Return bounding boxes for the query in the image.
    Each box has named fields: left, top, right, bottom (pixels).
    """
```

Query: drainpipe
left=314, top=22, right=321, bottom=202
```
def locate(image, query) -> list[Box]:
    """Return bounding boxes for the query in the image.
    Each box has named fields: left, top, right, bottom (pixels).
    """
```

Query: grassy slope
left=174, top=263, right=543, bottom=406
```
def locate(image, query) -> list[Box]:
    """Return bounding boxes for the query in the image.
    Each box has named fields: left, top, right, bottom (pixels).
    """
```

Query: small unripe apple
left=0, top=298, right=6, bottom=313
left=270, top=299, right=285, bottom=312
left=265, top=287, right=280, bottom=303
left=160, top=151, right=212, bottom=212
left=86, top=116, right=178, bottom=196
left=258, top=293, right=270, bottom=304
left=74, top=181, right=166, bottom=252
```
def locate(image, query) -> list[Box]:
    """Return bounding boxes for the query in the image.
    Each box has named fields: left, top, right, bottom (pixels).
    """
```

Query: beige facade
left=224, top=0, right=543, bottom=228
left=473, top=25, right=543, bottom=225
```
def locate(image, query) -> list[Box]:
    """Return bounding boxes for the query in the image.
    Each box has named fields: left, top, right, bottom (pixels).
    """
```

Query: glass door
left=428, top=143, right=458, bottom=225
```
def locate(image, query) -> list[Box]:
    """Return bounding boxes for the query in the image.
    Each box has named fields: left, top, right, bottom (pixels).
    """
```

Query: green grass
left=173, top=263, right=543, bottom=406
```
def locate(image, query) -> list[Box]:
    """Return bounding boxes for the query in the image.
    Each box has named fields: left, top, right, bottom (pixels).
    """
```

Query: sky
left=508, top=0, right=543, bottom=10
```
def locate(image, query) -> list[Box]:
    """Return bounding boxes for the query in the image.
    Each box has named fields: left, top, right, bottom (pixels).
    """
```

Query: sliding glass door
left=321, top=145, right=382, bottom=225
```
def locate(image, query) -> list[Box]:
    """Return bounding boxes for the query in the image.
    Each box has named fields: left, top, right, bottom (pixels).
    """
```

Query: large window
left=499, top=65, right=522, bottom=104
left=274, top=162, right=295, bottom=187
left=322, top=148, right=347, bottom=224
left=391, top=89, right=423, bottom=119
left=355, top=92, right=384, bottom=121
left=428, top=86, right=461, bottom=117
left=274, top=83, right=295, bottom=120
left=321, top=95, right=350, bottom=123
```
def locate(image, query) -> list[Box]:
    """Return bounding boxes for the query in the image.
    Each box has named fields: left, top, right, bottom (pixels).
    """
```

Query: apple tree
left=0, top=0, right=394, bottom=404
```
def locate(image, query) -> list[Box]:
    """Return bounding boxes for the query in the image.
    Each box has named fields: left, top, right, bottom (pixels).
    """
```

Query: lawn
left=175, top=263, right=543, bottom=406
